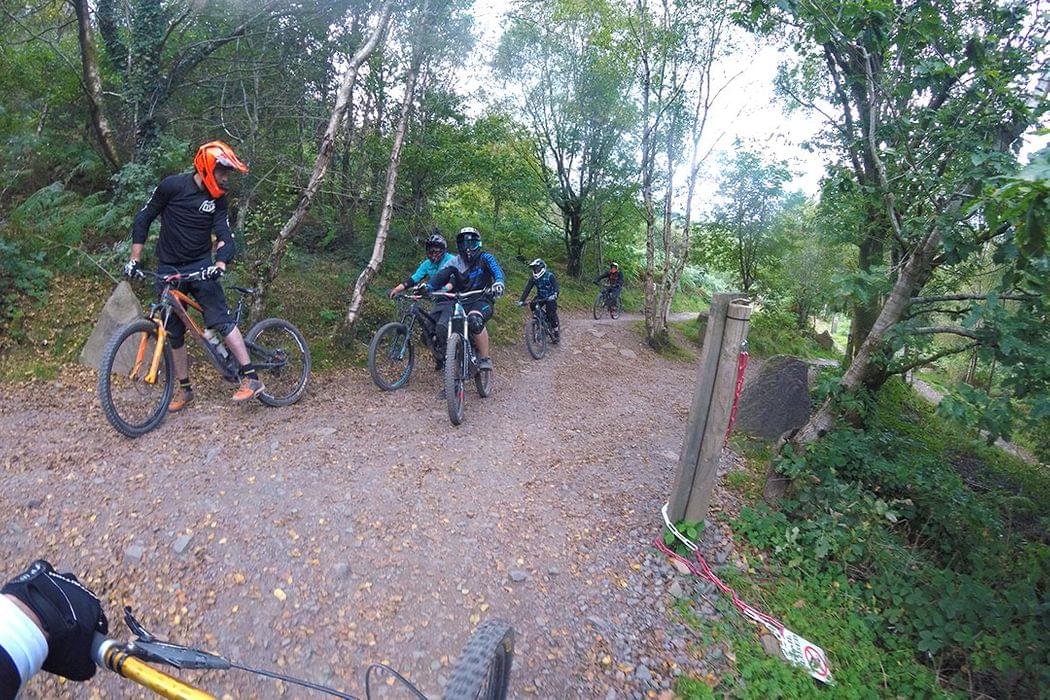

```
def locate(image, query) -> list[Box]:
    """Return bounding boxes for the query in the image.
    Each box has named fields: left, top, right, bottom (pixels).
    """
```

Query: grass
left=692, top=380, right=1049, bottom=697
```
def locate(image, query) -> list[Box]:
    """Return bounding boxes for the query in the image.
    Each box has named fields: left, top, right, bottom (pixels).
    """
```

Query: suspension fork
left=131, top=317, right=167, bottom=385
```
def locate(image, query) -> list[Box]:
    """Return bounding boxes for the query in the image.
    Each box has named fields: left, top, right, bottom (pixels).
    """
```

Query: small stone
left=604, top=689, right=617, bottom=700
left=509, top=570, right=529, bottom=583
left=547, top=567, right=560, bottom=576
left=619, top=349, right=637, bottom=359
left=760, top=634, right=781, bottom=657
left=716, top=548, right=729, bottom=564
left=315, top=427, right=337, bottom=436
left=332, top=563, right=350, bottom=578
left=635, top=664, right=652, bottom=683
left=671, top=559, right=691, bottom=575
left=430, top=660, right=441, bottom=671
left=24, top=498, right=43, bottom=509
left=204, top=446, right=221, bottom=465
left=125, top=543, right=145, bottom=563
left=172, top=534, right=192, bottom=554
left=668, top=581, right=685, bottom=599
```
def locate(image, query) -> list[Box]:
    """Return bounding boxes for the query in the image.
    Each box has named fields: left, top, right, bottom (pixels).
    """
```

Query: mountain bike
left=430, top=287, right=492, bottom=426
left=93, top=605, right=514, bottom=699
left=520, top=298, right=559, bottom=360
left=368, top=290, right=442, bottom=391
left=98, top=270, right=311, bottom=438
left=593, top=284, right=620, bottom=320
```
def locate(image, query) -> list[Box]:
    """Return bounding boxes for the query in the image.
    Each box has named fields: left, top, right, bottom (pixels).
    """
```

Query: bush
left=0, top=237, right=52, bottom=343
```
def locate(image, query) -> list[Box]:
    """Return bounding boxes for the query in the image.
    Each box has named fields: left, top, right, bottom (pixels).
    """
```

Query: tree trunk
left=72, top=0, right=122, bottom=170
left=764, top=228, right=943, bottom=503
left=250, top=0, right=395, bottom=319
left=566, top=207, right=584, bottom=277
left=342, top=4, right=428, bottom=334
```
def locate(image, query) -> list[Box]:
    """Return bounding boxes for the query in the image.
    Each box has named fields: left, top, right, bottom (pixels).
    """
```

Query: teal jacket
left=404, top=253, right=455, bottom=287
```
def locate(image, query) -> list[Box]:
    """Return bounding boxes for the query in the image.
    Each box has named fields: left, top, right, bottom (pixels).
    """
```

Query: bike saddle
left=230, top=285, right=257, bottom=295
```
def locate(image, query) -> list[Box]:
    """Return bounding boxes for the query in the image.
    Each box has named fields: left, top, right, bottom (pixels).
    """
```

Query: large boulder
left=814, top=330, right=835, bottom=351
left=79, top=281, right=141, bottom=370
left=734, top=355, right=811, bottom=440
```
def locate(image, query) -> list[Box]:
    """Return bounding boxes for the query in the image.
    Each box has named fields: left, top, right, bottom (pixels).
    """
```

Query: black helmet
left=529, top=258, right=546, bottom=279
left=456, top=227, right=482, bottom=263
left=425, top=231, right=447, bottom=254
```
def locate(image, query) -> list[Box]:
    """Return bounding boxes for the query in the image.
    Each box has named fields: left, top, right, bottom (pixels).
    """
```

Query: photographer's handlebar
left=93, top=633, right=216, bottom=700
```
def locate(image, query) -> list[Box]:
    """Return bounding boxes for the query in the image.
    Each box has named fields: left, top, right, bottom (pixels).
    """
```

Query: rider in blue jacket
left=518, top=258, right=560, bottom=343
left=426, top=227, right=505, bottom=372
left=387, top=230, right=455, bottom=298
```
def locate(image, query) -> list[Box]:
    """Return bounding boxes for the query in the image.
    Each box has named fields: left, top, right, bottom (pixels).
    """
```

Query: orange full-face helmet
left=193, top=141, right=248, bottom=198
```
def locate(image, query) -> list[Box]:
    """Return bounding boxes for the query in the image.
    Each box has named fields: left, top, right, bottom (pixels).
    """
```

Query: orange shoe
left=168, top=389, right=194, bottom=413
left=232, top=377, right=264, bottom=403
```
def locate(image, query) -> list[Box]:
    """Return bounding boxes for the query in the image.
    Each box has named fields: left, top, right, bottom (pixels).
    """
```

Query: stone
left=80, top=281, right=142, bottom=371
left=635, top=665, right=652, bottom=683
left=509, top=570, right=529, bottom=583
left=332, top=563, right=350, bottom=578
left=734, top=355, right=812, bottom=440
left=667, top=581, right=685, bottom=599
left=760, top=634, right=781, bottom=657
left=172, top=534, right=192, bottom=554
left=125, top=543, right=145, bottom=563
left=315, top=427, right=337, bottom=437
left=814, top=330, right=835, bottom=350
left=619, top=348, right=637, bottom=359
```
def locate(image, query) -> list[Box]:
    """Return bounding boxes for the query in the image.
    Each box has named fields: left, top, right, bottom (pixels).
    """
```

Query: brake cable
left=120, top=607, right=428, bottom=699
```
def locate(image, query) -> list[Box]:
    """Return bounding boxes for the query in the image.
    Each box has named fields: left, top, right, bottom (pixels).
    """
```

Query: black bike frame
left=529, top=299, right=554, bottom=339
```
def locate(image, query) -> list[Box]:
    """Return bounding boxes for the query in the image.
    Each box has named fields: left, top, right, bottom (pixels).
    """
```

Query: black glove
left=123, top=260, right=142, bottom=279
left=2, top=560, right=108, bottom=681
left=202, top=265, right=224, bottom=281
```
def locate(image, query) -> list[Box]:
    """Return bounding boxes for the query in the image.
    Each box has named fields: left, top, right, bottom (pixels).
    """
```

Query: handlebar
left=136, top=269, right=208, bottom=284
left=94, top=633, right=217, bottom=699
left=428, top=287, right=492, bottom=299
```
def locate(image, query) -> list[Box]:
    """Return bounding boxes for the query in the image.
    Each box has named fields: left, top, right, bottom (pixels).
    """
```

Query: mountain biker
left=123, top=141, right=262, bottom=411
left=387, top=230, right=455, bottom=299
left=517, top=258, right=560, bottom=343
left=1, top=560, right=107, bottom=697
left=594, top=262, right=624, bottom=311
left=425, top=227, right=505, bottom=374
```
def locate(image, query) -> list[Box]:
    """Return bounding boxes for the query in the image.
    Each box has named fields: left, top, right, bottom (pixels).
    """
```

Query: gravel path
left=2, top=311, right=743, bottom=698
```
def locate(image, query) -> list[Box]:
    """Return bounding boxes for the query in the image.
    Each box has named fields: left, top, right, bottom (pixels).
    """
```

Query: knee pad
left=467, top=311, right=485, bottom=335
left=214, top=322, right=237, bottom=337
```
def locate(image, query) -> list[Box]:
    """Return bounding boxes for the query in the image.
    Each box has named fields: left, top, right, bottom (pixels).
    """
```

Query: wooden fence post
left=670, top=293, right=752, bottom=522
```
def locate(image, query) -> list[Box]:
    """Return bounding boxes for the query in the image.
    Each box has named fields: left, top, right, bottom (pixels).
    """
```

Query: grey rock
left=79, top=281, right=142, bottom=370
left=604, top=689, right=617, bottom=700
left=204, top=446, right=221, bottom=465
left=760, top=634, right=781, bottom=657
left=635, top=664, right=652, bottom=683
left=315, top=427, right=337, bottom=437
left=547, top=567, right=560, bottom=576
left=668, top=581, right=685, bottom=599
left=735, top=355, right=812, bottom=439
left=509, top=569, right=529, bottom=583
left=332, top=563, right=350, bottom=578
left=172, top=534, right=192, bottom=554
left=619, top=348, right=637, bottom=359
left=430, top=660, right=441, bottom=671
left=125, top=543, right=145, bottom=563
left=24, top=498, right=43, bottom=509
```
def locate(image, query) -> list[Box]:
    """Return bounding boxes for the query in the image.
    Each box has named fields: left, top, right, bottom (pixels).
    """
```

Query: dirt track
left=2, top=311, right=737, bottom=698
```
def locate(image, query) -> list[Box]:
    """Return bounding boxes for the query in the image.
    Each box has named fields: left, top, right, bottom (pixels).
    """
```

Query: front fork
left=131, top=316, right=167, bottom=385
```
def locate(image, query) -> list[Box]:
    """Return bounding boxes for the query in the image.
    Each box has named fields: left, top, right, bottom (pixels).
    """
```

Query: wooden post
left=670, top=293, right=752, bottom=522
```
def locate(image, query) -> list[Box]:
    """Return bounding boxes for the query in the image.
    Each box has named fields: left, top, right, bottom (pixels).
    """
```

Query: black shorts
left=435, top=297, right=494, bottom=341
left=156, top=260, right=234, bottom=347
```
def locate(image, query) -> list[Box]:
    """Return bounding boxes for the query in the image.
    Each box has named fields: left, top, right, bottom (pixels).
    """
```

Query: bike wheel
left=592, top=293, right=603, bottom=320
left=445, top=333, right=466, bottom=426
left=245, top=318, right=311, bottom=407
left=609, top=298, right=620, bottom=319
left=98, top=318, right=173, bottom=438
left=368, top=322, right=415, bottom=391
left=443, top=619, right=514, bottom=700
left=525, top=318, right=547, bottom=360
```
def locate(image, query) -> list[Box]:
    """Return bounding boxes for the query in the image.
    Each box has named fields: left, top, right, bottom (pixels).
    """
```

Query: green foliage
left=744, top=380, right=1048, bottom=696
left=663, top=519, right=704, bottom=558
left=0, top=237, right=52, bottom=344
left=746, top=307, right=837, bottom=360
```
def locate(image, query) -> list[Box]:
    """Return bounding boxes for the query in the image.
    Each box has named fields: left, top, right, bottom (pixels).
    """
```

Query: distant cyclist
left=517, top=258, right=560, bottom=343
left=387, top=229, right=455, bottom=299
left=594, top=261, right=624, bottom=311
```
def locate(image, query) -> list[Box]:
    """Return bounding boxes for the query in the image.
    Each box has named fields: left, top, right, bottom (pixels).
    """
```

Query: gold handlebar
left=94, top=636, right=215, bottom=700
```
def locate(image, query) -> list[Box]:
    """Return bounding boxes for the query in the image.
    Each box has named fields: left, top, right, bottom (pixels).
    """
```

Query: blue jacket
left=428, top=252, right=505, bottom=295
left=404, top=252, right=455, bottom=287
left=519, top=270, right=559, bottom=302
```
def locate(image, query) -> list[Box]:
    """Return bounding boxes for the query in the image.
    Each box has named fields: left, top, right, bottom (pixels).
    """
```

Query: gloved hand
left=549, top=292, right=558, bottom=301
left=418, top=285, right=432, bottom=298
left=2, top=560, right=108, bottom=681
left=123, top=260, right=142, bottom=279
left=491, top=282, right=505, bottom=298
left=516, top=300, right=525, bottom=307
left=202, top=265, right=224, bottom=281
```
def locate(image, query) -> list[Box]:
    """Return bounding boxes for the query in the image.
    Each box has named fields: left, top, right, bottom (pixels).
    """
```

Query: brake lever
left=123, top=606, right=231, bottom=670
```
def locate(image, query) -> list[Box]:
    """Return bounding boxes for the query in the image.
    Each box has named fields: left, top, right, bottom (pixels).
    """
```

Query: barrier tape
left=656, top=503, right=833, bottom=685
left=723, top=344, right=749, bottom=448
